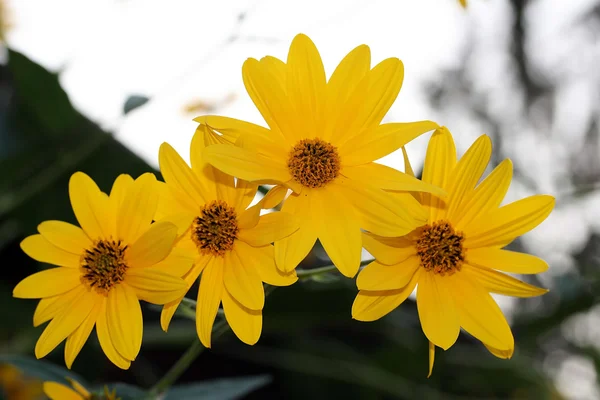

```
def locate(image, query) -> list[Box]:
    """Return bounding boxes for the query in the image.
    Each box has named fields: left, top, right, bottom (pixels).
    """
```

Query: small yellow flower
left=353, top=127, right=554, bottom=376
left=13, top=173, right=188, bottom=370
left=156, top=125, right=299, bottom=348
left=199, top=33, right=443, bottom=277
left=43, top=378, right=118, bottom=400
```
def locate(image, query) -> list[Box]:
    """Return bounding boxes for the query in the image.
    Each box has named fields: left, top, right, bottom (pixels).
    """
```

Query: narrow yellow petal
left=232, top=179, right=259, bottom=213
left=286, top=34, right=327, bottom=139
left=484, top=343, right=514, bottom=359
left=43, top=382, right=83, bottom=400
left=454, top=159, right=513, bottom=231
left=416, top=272, right=460, bottom=350
left=259, top=55, right=287, bottom=90
left=464, top=195, right=555, bottom=249
left=203, top=144, right=291, bottom=184
left=237, top=185, right=288, bottom=229
left=448, top=273, right=514, bottom=351
left=467, top=247, right=548, bottom=274
left=428, top=341, right=435, bottom=378
left=159, top=142, right=209, bottom=207
left=37, top=221, right=90, bottom=255
left=463, top=264, right=548, bottom=298
left=401, top=146, right=422, bottom=203
left=274, top=193, right=318, bottom=272
left=109, top=174, right=134, bottom=220
left=13, top=267, right=81, bottom=299
left=117, top=173, right=159, bottom=244
left=125, top=268, right=187, bottom=304
left=152, top=247, right=196, bottom=278
left=340, top=121, right=438, bottom=166
left=357, top=257, right=420, bottom=291
left=238, top=212, right=299, bottom=247
left=64, top=299, right=101, bottom=369
left=65, top=378, right=90, bottom=397
left=444, top=135, right=492, bottom=222
left=196, top=259, right=224, bottom=348
left=20, top=234, right=81, bottom=268
left=236, top=242, right=297, bottom=286
left=352, top=270, right=420, bottom=322
left=96, top=298, right=131, bottom=369
left=69, top=172, right=112, bottom=240
left=224, top=248, right=264, bottom=310
left=421, top=127, right=456, bottom=222
left=35, top=289, right=96, bottom=359
left=193, top=115, right=240, bottom=143
left=33, top=288, right=84, bottom=327
left=222, top=287, right=262, bottom=345
left=127, top=221, right=177, bottom=268
left=106, top=284, right=143, bottom=361
left=362, top=232, right=416, bottom=266
left=342, top=163, right=445, bottom=196
left=155, top=180, right=199, bottom=221
left=155, top=212, right=195, bottom=238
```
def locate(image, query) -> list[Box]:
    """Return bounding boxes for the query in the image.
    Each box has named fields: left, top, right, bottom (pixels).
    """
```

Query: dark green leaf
left=124, top=95, right=150, bottom=114
left=0, top=354, right=87, bottom=386
left=164, top=375, right=271, bottom=400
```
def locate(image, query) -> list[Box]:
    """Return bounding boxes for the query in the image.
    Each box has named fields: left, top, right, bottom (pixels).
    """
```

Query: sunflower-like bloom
left=199, top=33, right=443, bottom=277
left=352, top=127, right=555, bottom=376
left=43, top=378, right=118, bottom=400
left=156, top=125, right=299, bottom=348
left=13, top=173, right=188, bottom=370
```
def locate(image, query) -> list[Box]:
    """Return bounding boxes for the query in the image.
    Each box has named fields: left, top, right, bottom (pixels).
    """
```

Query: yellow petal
left=236, top=241, right=297, bottom=286
left=126, top=267, right=187, bottom=304
left=484, top=343, right=513, bottom=359
left=64, top=299, right=101, bottom=369
left=65, top=378, right=90, bottom=397
left=338, top=179, right=427, bottom=237
left=242, top=57, right=299, bottom=143
left=313, top=186, right=362, bottom=278
left=448, top=273, right=514, bottom=351
left=274, top=193, right=318, bottom=272
left=467, top=247, right=548, bottom=274
left=362, top=232, right=416, bottom=265
left=335, top=58, right=404, bottom=145
left=153, top=247, right=196, bottom=278
left=155, top=180, right=199, bottom=220
left=109, top=174, right=134, bottom=219
left=196, top=259, right=224, bottom=348
left=259, top=55, right=287, bottom=89
left=203, top=144, right=291, bottom=184
left=232, top=179, right=259, bottom=213
left=43, top=382, right=83, bottom=400
left=261, top=185, right=288, bottom=209
left=324, top=44, right=371, bottom=142
left=444, top=135, right=492, bottom=222
left=127, top=221, right=177, bottom=268
left=357, top=257, right=420, bottom=291
left=69, top=172, right=112, bottom=239
left=106, top=284, right=143, bottom=360
left=462, top=264, right=548, bottom=298
left=352, top=269, right=420, bottom=322
left=464, top=195, right=555, bottom=249
left=33, top=288, right=84, bottom=327
left=416, top=272, right=460, bottom=350
left=117, top=173, right=160, bottom=244
left=155, top=212, right=195, bottom=237
left=13, top=267, right=81, bottom=299
left=224, top=248, right=265, bottom=310
left=35, top=289, right=96, bottom=359
left=342, top=163, right=445, bottom=196
left=402, top=146, right=422, bottom=203
left=38, top=221, right=90, bottom=255
left=96, top=298, right=131, bottom=369
left=237, top=186, right=288, bottom=230
left=421, top=127, right=456, bottom=222
left=286, top=34, right=326, bottom=139
left=340, top=121, right=438, bottom=165
left=159, top=142, right=209, bottom=207
left=222, top=287, right=262, bottom=345
left=193, top=115, right=240, bottom=143
left=20, top=234, right=81, bottom=268
left=428, top=341, right=435, bottom=378
left=238, top=211, right=299, bottom=247
left=454, top=159, right=513, bottom=231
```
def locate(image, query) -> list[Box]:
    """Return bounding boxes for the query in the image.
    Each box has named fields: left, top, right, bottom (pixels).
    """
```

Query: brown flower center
left=415, top=221, right=465, bottom=276
left=287, top=138, right=341, bottom=188
left=81, top=240, right=128, bottom=295
left=191, top=200, right=239, bottom=257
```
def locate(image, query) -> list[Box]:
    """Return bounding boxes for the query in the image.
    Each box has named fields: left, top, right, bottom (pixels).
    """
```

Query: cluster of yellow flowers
left=13, top=34, right=554, bottom=379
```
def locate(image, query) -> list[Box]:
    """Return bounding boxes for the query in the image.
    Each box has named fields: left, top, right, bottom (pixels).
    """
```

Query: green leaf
left=0, top=354, right=87, bottom=386
left=164, top=375, right=271, bottom=400
left=124, top=95, right=150, bottom=114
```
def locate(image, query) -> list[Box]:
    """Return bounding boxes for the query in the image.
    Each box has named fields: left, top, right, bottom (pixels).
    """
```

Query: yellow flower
left=0, top=364, right=43, bottom=400
left=352, top=127, right=554, bottom=376
left=43, top=378, right=118, bottom=400
left=199, top=33, right=443, bottom=277
left=459, top=0, right=467, bottom=8
left=156, top=125, right=299, bottom=348
left=13, top=173, right=188, bottom=370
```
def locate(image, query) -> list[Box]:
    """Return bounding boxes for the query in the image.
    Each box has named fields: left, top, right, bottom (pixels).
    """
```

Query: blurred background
left=1, top=0, right=599, bottom=399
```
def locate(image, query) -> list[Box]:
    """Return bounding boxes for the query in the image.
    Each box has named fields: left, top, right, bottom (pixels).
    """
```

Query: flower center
left=287, top=138, right=341, bottom=188
left=81, top=240, right=128, bottom=295
left=191, top=200, right=239, bottom=257
left=415, top=221, right=465, bottom=276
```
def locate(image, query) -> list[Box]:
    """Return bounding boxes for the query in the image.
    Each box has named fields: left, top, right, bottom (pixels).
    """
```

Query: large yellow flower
left=199, top=33, right=443, bottom=277
left=13, top=173, right=188, bottom=370
left=352, top=127, right=555, bottom=376
left=156, top=125, right=299, bottom=348
left=43, top=378, right=118, bottom=400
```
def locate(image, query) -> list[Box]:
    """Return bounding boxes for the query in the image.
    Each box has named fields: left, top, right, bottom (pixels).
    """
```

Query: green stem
left=296, top=259, right=373, bottom=279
